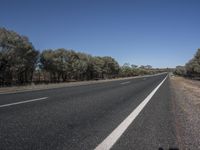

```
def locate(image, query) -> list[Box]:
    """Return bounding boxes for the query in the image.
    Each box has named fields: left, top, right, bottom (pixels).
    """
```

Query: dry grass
left=171, top=76, right=200, bottom=106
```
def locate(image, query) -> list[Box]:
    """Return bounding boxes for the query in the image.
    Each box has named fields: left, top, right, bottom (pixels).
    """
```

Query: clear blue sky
left=1, top=0, right=200, bottom=68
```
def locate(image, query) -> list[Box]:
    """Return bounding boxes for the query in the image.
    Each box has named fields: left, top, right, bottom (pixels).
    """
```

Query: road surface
left=0, top=73, right=178, bottom=150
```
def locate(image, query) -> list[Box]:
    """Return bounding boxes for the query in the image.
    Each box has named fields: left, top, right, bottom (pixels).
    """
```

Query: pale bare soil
left=170, top=76, right=200, bottom=149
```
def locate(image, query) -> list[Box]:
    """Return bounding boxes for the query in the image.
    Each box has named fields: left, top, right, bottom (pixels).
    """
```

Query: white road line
left=120, top=81, right=131, bottom=85
left=0, top=97, right=48, bottom=108
left=95, top=75, right=168, bottom=150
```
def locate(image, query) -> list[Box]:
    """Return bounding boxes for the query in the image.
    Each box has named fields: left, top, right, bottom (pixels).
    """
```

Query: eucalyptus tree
left=174, top=66, right=186, bottom=76
left=73, top=52, right=89, bottom=80
left=185, top=49, right=200, bottom=77
left=0, top=27, right=38, bottom=85
left=66, top=50, right=80, bottom=80
left=90, top=56, right=105, bottom=79
left=130, top=64, right=140, bottom=76
left=120, top=63, right=132, bottom=77
left=40, top=49, right=71, bottom=82
left=101, top=56, right=120, bottom=78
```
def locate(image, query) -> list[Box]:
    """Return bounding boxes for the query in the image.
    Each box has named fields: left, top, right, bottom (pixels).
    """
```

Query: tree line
left=0, top=27, right=164, bottom=86
left=39, top=49, right=120, bottom=82
left=174, top=49, right=200, bottom=79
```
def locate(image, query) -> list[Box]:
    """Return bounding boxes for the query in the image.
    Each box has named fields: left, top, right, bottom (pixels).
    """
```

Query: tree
left=185, top=49, right=200, bottom=77
left=174, top=66, right=186, bottom=76
left=0, top=27, right=38, bottom=85
left=101, top=56, right=120, bottom=78
left=40, top=49, right=74, bottom=82
left=120, top=63, right=132, bottom=77
left=131, top=64, right=138, bottom=69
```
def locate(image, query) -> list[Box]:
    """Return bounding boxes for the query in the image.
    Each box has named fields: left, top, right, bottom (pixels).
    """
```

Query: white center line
left=0, top=97, right=48, bottom=108
left=120, top=81, right=131, bottom=85
left=95, top=75, right=168, bottom=150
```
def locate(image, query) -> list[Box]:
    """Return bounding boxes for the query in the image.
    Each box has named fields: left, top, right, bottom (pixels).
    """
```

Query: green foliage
left=0, top=27, right=39, bottom=85
left=119, top=63, right=154, bottom=77
left=174, top=66, right=186, bottom=76
left=39, top=49, right=120, bottom=81
left=175, top=49, right=200, bottom=78
left=185, top=49, right=200, bottom=77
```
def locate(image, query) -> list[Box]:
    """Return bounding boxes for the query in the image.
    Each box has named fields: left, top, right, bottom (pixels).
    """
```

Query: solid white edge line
left=94, top=75, right=168, bottom=150
left=0, top=97, right=48, bottom=108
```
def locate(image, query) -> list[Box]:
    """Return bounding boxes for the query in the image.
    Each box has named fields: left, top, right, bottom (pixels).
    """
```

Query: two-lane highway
left=0, top=73, right=178, bottom=150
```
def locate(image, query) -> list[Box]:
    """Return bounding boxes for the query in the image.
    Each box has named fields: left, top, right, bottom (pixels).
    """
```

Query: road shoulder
left=170, top=76, right=200, bottom=149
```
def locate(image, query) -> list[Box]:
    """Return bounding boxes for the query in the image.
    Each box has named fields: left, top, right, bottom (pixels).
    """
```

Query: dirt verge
left=170, top=76, right=200, bottom=149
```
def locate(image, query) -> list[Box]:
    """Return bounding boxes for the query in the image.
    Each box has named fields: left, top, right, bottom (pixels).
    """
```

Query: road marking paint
left=0, top=97, right=48, bottom=108
left=120, top=81, right=131, bottom=85
left=95, top=75, right=168, bottom=150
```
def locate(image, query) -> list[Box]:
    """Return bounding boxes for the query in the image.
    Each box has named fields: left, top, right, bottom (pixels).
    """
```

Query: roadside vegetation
left=0, top=27, right=166, bottom=86
left=174, top=49, right=200, bottom=79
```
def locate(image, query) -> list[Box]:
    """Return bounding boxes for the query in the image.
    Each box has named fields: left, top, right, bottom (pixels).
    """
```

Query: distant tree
left=138, top=65, right=145, bottom=69
left=92, top=57, right=105, bottom=78
left=145, top=65, right=152, bottom=69
left=185, top=49, right=200, bottom=77
left=120, top=63, right=132, bottom=77
left=174, top=66, right=186, bottom=76
left=101, top=56, right=120, bottom=78
left=131, top=64, right=138, bottom=69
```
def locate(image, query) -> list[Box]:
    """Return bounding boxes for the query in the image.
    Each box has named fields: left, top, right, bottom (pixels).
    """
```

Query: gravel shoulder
left=170, top=76, right=200, bottom=149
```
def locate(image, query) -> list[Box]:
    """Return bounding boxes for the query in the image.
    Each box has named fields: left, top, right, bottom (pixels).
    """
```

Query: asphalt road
left=0, top=73, right=178, bottom=150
